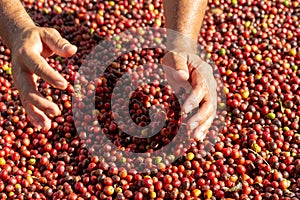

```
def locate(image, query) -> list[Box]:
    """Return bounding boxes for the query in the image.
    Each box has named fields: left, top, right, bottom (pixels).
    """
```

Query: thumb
left=41, top=28, right=77, bottom=58
left=162, top=51, right=189, bottom=81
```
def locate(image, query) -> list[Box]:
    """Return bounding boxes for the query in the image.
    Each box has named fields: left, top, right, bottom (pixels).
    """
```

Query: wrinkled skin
left=10, top=26, right=77, bottom=130
left=162, top=51, right=217, bottom=140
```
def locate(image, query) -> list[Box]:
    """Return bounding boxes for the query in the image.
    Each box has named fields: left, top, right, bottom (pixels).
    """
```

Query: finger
left=181, top=66, right=207, bottom=114
left=25, top=103, right=52, bottom=131
left=198, top=132, right=207, bottom=142
left=186, top=98, right=215, bottom=131
left=162, top=52, right=189, bottom=81
left=192, top=114, right=215, bottom=141
left=27, top=114, right=42, bottom=130
left=41, top=28, right=77, bottom=58
left=182, top=83, right=206, bottom=114
left=40, top=45, right=54, bottom=58
left=23, top=50, right=68, bottom=89
left=162, top=65, right=184, bottom=94
left=192, top=61, right=217, bottom=94
left=183, top=60, right=217, bottom=114
left=16, top=71, right=62, bottom=117
left=180, top=57, right=205, bottom=114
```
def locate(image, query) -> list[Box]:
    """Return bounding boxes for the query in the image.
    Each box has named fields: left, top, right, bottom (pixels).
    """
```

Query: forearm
left=0, top=0, right=35, bottom=49
left=163, top=0, right=208, bottom=51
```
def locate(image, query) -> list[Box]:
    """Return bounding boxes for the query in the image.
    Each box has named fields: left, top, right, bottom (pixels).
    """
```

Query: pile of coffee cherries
left=0, top=0, right=299, bottom=199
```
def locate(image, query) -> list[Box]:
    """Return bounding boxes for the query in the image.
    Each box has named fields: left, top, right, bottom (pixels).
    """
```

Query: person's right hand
left=162, top=50, right=217, bottom=141
left=10, top=26, right=77, bottom=130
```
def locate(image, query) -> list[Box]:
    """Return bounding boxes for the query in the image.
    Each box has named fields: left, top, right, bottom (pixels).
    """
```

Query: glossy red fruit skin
left=1, top=0, right=300, bottom=199
left=103, top=177, right=113, bottom=186
left=56, top=165, right=65, bottom=176
left=134, top=192, right=143, bottom=200
left=154, top=181, right=163, bottom=190
left=163, top=175, right=172, bottom=184
left=236, top=165, right=246, bottom=175
left=0, top=169, right=9, bottom=181
left=143, top=177, right=153, bottom=187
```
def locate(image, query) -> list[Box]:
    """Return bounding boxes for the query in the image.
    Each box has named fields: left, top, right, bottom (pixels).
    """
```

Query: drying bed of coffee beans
left=0, top=0, right=299, bottom=199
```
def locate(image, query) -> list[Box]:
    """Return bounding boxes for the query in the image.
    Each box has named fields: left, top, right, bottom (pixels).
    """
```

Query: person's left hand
left=162, top=51, right=217, bottom=141
left=10, top=26, right=77, bottom=130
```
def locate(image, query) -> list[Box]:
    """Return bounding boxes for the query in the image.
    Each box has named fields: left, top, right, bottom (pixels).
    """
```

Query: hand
left=10, top=26, right=77, bottom=130
left=162, top=51, right=217, bottom=141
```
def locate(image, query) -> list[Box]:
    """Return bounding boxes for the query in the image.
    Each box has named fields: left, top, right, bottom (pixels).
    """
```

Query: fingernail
left=35, top=123, right=42, bottom=131
left=199, top=132, right=206, bottom=141
left=174, top=70, right=189, bottom=80
left=189, top=122, right=198, bottom=130
left=57, top=80, right=67, bottom=89
left=44, top=121, right=51, bottom=131
left=28, top=116, right=41, bottom=130
left=193, top=131, right=205, bottom=141
left=70, top=45, right=77, bottom=52
left=176, top=69, right=186, bottom=73
left=62, top=44, right=69, bottom=50
left=185, top=105, right=193, bottom=114
left=62, top=44, right=72, bottom=50
left=63, top=44, right=77, bottom=52
left=46, top=109, right=61, bottom=117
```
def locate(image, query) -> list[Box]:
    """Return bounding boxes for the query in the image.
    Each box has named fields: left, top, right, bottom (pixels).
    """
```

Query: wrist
left=165, top=37, right=198, bottom=54
left=165, top=41, right=197, bottom=54
left=0, top=0, right=36, bottom=50
left=165, top=29, right=198, bottom=53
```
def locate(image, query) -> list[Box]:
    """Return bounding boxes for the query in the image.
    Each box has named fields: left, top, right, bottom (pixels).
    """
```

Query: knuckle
left=46, top=27, right=60, bottom=36
left=195, top=80, right=205, bottom=91
left=55, top=38, right=68, bottom=49
left=20, top=48, right=35, bottom=64
left=33, top=62, right=45, bottom=76
left=15, top=47, right=28, bottom=58
left=190, top=98, right=200, bottom=107
left=53, top=38, right=62, bottom=47
left=45, top=28, right=64, bottom=46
